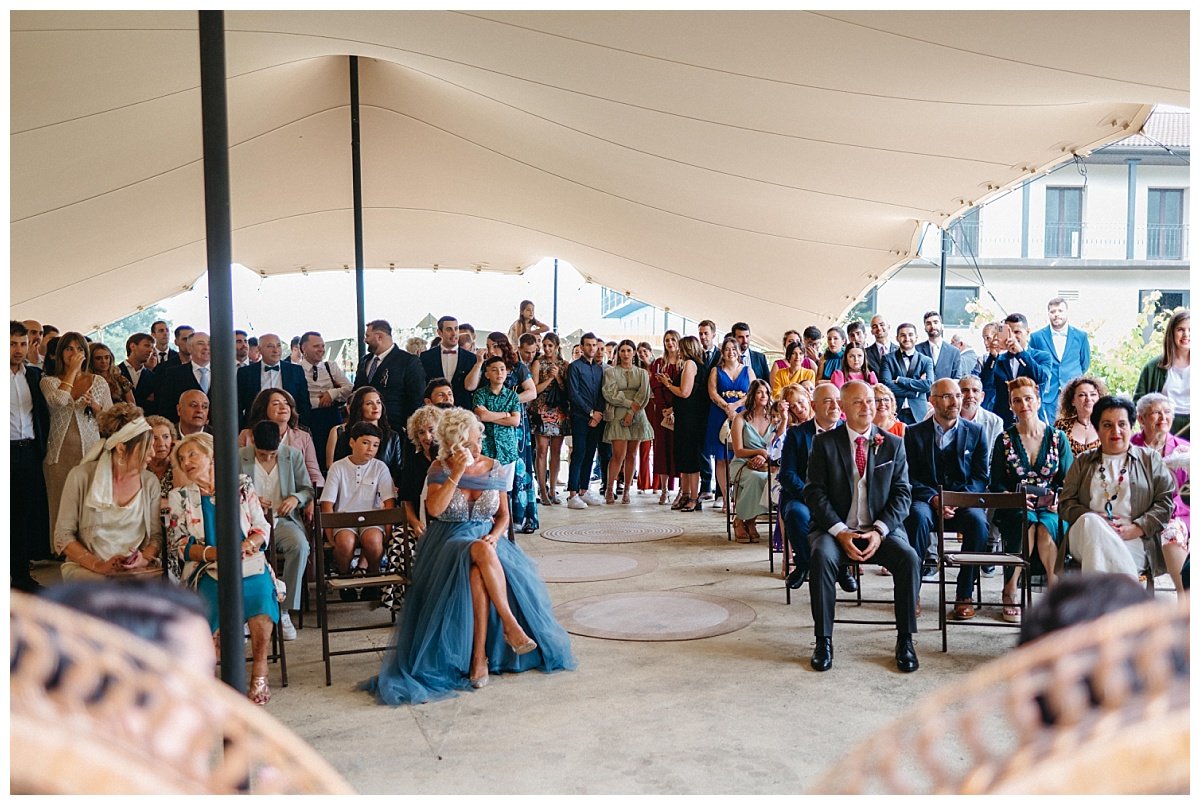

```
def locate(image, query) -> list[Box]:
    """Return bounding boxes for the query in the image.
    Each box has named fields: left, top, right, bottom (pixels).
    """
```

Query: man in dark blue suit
left=903, top=379, right=991, bottom=615
left=916, top=311, right=962, bottom=381
left=778, top=383, right=854, bottom=592
left=419, top=315, right=477, bottom=410
left=980, top=313, right=1051, bottom=428
left=118, top=332, right=158, bottom=415
left=731, top=321, right=770, bottom=383
left=157, top=331, right=211, bottom=424
left=11, top=320, right=53, bottom=585
left=236, top=332, right=310, bottom=429
left=881, top=323, right=935, bottom=424
left=1028, top=297, right=1091, bottom=424
left=354, top=320, right=425, bottom=442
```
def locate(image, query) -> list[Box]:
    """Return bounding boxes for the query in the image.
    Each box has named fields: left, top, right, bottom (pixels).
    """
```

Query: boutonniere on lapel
left=379, top=368, right=389, bottom=386
left=872, top=432, right=885, bottom=457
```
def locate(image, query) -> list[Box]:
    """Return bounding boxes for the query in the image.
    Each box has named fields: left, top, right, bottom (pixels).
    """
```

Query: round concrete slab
left=540, top=521, right=683, bottom=544
left=534, top=552, right=657, bottom=583
left=554, top=591, right=757, bottom=641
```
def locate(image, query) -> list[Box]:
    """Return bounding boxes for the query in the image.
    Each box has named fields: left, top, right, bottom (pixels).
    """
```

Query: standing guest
left=234, top=329, right=250, bottom=368
left=176, top=389, right=210, bottom=437
left=570, top=343, right=583, bottom=361
left=771, top=342, right=817, bottom=399
left=327, top=386, right=404, bottom=487
left=816, top=326, right=847, bottom=382
left=769, top=330, right=803, bottom=389
left=729, top=379, right=775, bottom=543
left=649, top=330, right=683, bottom=504
left=507, top=299, right=551, bottom=345
left=40, top=325, right=60, bottom=370
left=21, top=320, right=44, bottom=369
left=865, top=314, right=896, bottom=379
left=731, top=322, right=771, bottom=381
left=54, top=404, right=161, bottom=581
left=518, top=333, right=541, bottom=370
left=119, top=333, right=158, bottom=415
left=1059, top=396, right=1174, bottom=583
left=320, top=422, right=398, bottom=590
left=150, top=320, right=178, bottom=368
left=400, top=405, right=444, bottom=538
left=1131, top=393, right=1190, bottom=596
left=531, top=332, right=569, bottom=505
left=956, top=375, right=1004, bottom=461
left=804, top=381, right=920, bottom=673
left=707, top=337, right=753, bottom=509
left=1030, top=297, right=1092, bottom=424
left=601, top=340, right=654, bottom=505
left=1134, top=308, right=1190, bottom=437
left=472, top=356, right=522, bottom=465
left=633, top=342, right=656, bottom=494
left=950, top=334, right=982, bottom=377
left=779, top=383, right=846, bottom=590
left=239, top=420, right=313, bottom=641
left=236, top=333, right=310, bottom=431
left=1055, top=376, right=1107, bottom=457
left=565, top=333, right=607, bottom=509
left=42, top=332, right=112, bottom=540
left=661, top=335, right=707, bottom=512
left=979, top=322, right=1000, bottom=409
left=980, top=313, right=1051, bottom=428
left=916, top=311, right=962, bottom=381
left=287, top=335, right=302, bottom=364
left=247, top=336, right=260, bottom=364
left=354, top=319, right=426, bottom=445
left=881, top=322, right=934, bottom=425
left=236, top=388, right=324, bottom=489
left=988, top=377, right=1074, bottom=622
left=420, top=316, right=477, bottom=410
left=601, top=341, right=618, bottom=366
left=830, top=345, right=877, bottom=388
left=89, top=342, right=135, bottom=407
left=846, top=321, right=867, bottom=351
left=166, top=432, right=278, bottom=705
left=800, top=326, right=823, bottom=372
left=156, top=331, right=211, bottom=424
left=173, top=325, right=194, bottom=365
left=695, top=320, right=719, bottom=501
left=297, top=330, right=352, bottom=473
left=872, top=382, right=907, bottom=438
left=10, top=321, right=51, bottom=588
left=404, top=337, right=427, bottom=355
left=903, top=379, right=991, bottom=608
left=457, top=322, right=476, bottom=353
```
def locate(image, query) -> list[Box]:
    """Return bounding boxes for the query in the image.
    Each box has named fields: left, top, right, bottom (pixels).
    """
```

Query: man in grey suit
left=916, top=311, right=962, bottom=381
left=803, top=380, right=920, bottom=673
left=881, top=323, right=935, bottom=424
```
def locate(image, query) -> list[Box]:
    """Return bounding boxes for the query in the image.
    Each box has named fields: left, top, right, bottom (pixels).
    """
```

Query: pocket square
left=875, top=460, right=894, bottom=469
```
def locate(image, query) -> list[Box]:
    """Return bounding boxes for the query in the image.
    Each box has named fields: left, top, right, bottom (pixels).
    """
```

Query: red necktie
left=854, top=436, right=867, bottom=477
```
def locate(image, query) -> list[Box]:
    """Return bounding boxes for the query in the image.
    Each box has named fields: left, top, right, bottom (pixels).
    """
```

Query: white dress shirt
left=830, top=425, right=890, bottom=538
left=260, top=362, right=283, bottom=390
left=440, top=346, right=459, bottom=381
left=299, top=357, right=352, bottom=407
left=121, top=359, right=143, bottom=388
left=1050, top=325, right=1069, bottom=361
left=11, top=365, right=35, bottom=440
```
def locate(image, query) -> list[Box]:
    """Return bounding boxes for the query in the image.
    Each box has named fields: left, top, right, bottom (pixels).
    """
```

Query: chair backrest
left=314, top=507, right=406, bottom=533
left=939, top=490, right=1025, bottom=513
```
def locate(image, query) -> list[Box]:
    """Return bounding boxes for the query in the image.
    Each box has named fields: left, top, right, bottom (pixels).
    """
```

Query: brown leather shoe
left=953, top=601, right=976, bottom=620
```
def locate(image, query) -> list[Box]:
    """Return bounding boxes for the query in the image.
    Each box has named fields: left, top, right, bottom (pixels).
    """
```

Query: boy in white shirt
left=320, top=422, right=396, bottom=595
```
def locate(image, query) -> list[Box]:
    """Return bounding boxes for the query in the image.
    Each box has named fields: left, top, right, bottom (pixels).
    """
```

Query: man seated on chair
left=803, top=380, right=919, bottom=673
left=779, top=382, right=854, bottom=592
left=903, top=378, right=991, bottom=619
left=320, top=422, right=397, bottom=602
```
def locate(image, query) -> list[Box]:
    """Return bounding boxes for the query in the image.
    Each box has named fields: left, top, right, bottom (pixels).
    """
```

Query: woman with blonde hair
left=872, top=382, right=906, bottom=437
left=400, top=405, right=444, bottom=538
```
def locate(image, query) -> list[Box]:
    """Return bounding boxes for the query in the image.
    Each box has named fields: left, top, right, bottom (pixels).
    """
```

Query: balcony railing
left=946, top=222, right=1189, bottom=262
left=1044, top=222, right=1083, bottom=258
left=1147, top=224, right=1188, bottom=260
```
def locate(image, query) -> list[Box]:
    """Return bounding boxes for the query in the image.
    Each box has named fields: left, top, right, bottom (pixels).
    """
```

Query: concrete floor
left=33, top=490, right=1172, bottom=794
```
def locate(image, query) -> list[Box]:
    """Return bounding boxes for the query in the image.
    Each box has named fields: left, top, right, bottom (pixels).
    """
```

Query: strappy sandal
left=248, top=675, right=271, bottom=706
left=1001, top=592, right=1021, bottom=623
left=671, top=494, right=689, bottom=511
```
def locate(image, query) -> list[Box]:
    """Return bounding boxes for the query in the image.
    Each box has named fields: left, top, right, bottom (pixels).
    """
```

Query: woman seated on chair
left=326, top=386, right=404, bottom=488
left=54, top=403, right=162, bottom=581
left=363, top=407, right=576, bottom=705
left=988, top=377, right=1074, bottom=622
left=729, top=379, right=775, bottom=543
left=1131, top=393, right=1189, bottom=597
left=1059, top=395, right=1177, bottom=586
left=166, top=432, right=279, bottom=706
left=399, top=405, right=444, bottom=539
left=237, top=388, right=324, bottom=490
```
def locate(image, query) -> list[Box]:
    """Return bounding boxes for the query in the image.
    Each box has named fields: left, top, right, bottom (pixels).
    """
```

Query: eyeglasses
left=873, top=398, right=890, bottom=405
left=932, top=393, right=963, bottom=401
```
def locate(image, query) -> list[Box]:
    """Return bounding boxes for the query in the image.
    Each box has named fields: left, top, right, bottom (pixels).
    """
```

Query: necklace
left=1097, top=453, right=1131, bottom=520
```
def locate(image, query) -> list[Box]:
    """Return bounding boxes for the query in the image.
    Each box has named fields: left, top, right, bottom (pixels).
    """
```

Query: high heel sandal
left=658, top=489, right=669, bottom=505
left=681, top=498, right=700, bottom=513
left=505, top=634, right=538, bottom=655
left=248, top=675, right=271, bottom=706
left=671, top=494, right=689, bottom=511
left=621, top=492, right=631, bottom=504
left=604, top=490, right=615, bottom=505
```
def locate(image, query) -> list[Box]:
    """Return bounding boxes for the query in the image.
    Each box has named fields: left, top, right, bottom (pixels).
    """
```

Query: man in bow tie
left=419, top=315, right=476, bottom=409
left=236, top=332, right=310, bottom=429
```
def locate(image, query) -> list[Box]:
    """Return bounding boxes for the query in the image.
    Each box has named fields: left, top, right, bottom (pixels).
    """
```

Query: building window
left=1147, top=188, right=1186, bottom=260
left=1045, top=187, right=1083, bottom=258
left=943, top=286, right=978, bottom=328
left=949, top=208, right=980, bottom=257
left=1140, top=289, right=1191, bottom=319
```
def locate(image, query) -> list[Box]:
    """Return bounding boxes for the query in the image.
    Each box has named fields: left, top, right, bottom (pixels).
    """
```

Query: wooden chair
left=937, top=489, right=1029, bottom=651
left=311, top=507, right=413, bottom=685
left=725, top=460, right=775, bottom=547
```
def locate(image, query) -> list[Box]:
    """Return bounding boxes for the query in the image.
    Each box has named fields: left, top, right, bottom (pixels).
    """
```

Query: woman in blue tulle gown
left=363, top=408, right=576, bottom=705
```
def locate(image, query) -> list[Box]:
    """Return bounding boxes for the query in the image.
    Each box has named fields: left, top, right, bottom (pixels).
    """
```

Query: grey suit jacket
left=237, top=443, right=314, bottom=527
left=916, top=340, right=962, bottom=381
left=803, top=425, right=911, bottom=541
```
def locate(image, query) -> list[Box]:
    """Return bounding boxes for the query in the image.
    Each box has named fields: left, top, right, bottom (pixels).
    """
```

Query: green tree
left=87, top=305, right=169, bottom=356
left=1088, top=291, right=1173, bottom=397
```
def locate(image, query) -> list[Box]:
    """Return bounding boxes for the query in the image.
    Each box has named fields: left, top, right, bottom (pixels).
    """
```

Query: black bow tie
left=264, top=364, right=280, bottom=372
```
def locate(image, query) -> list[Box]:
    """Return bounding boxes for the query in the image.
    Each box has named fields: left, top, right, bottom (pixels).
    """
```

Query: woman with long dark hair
left=1135, top=308, right=1190, bottom=436
left=662, top=335, right=708, bottom=512
left=649, top=330, right=682, bottom=504
left=326, top=386, right=404, bottom=486
left=236, top=388, right=324, bottom=489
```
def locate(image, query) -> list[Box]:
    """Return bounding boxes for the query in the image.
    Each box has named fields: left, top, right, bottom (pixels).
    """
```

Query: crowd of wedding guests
left=10, top=295, right=1190, bottom=686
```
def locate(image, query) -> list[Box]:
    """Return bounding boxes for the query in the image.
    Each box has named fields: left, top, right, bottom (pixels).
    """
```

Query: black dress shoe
left=837, top=564, right=858, bottom=593
left=895, top=634, right=919, bottom=673
left=921, top=562, right=939, bottom=580
left=785, top=566, right=809, bottom=590
left=811, top=637, right=833, bottom=671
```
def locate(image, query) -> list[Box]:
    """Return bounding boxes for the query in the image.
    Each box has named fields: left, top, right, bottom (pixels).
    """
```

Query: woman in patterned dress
left=1055, top=375, right=1107, bottom=457
left=531, top=332, right=569, bottom=505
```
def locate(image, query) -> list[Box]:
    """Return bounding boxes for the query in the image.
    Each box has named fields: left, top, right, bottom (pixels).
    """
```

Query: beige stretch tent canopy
left=11, top=11, right=1188, bottom=336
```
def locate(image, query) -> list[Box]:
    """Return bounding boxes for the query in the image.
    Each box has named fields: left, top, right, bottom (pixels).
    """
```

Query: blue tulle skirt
left=362, top=517, right=576, bottom=705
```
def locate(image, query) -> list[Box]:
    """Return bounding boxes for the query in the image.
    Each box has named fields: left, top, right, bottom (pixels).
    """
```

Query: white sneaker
left=567, top=496, right=588, bottom=510
left=280, top=612, right=297, bottom=641
left=582, top=492, right=605, bottom=506
left=699, top=493, right=715, bottom=502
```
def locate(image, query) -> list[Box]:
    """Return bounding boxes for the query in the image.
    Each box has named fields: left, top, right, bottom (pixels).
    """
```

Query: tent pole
left=552, top=258, right=559, bottom=332
left=350, top=55, right=366, bottom=350
left=198, top=10, right=245, bottom=694
left=939, top=227, right=949, bottom=321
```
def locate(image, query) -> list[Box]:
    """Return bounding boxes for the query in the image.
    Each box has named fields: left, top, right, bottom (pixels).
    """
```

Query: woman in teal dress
left=363, top=408, right=575, bottom=705
left=729, top=379, right=775, bottom=542
left=166, top=432, right=280, bottom=705
left=988, top=377, right=1074, bottom=622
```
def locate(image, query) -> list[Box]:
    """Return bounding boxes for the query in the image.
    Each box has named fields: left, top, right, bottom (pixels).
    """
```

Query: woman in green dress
left=729, top=379, right=775, bottom=543
left=601, top=340, right=654, bottom=504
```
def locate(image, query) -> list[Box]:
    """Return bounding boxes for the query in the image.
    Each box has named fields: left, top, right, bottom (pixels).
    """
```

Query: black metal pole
left=939, top=226, right=950, bottom=320
left=198, top=10, right=245, bottom=693
left=552, top=258, right=559, bottom=332
left=350, top=56, right=366, bottom=351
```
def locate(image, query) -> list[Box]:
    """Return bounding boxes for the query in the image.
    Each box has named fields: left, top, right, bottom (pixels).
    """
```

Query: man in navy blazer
left=419, top=315, right=477, bottom=410
left=865, top=314, right=897, bottom=378
left=118, top=332, right=158, bottom=415
left=778, top=383, right=854, bottom=591
left=236, top=333, right=310, bottom=430
left=916, top=311, right=962, bottom=381
left=731, top=322, right=770, bottom=382
left=881, top=323, right=935, bottom=424
left=903, top=379, right=991, bottom=616
left=11, top=320, right=54, bottom=583
left=980, top=313, right=1051, bottom=428
left=354, top=320, right=425, bottom=441
left=803, top=380, right=920, bottom=673
left=1028, top=297, right=1091, bottom=424
left=157, top=331, right=212, bottom=424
